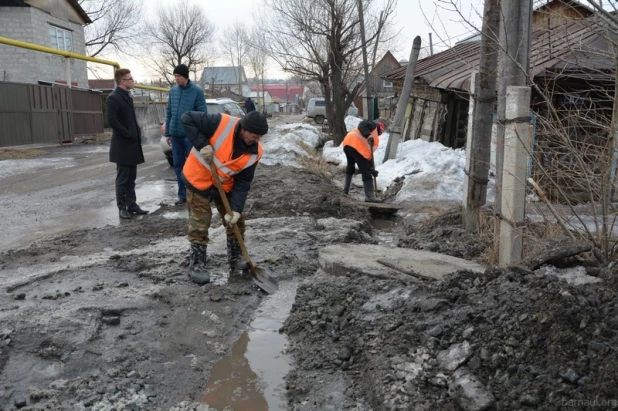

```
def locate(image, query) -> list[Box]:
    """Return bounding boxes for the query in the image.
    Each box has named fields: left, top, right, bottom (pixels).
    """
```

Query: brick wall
left=0, top=7, right=87, bottom=88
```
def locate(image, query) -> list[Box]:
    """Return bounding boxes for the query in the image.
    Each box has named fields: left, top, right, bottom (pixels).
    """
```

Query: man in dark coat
left=244, top=97, right=256, bottom=113
left=106, top=68, right=148, bottom=219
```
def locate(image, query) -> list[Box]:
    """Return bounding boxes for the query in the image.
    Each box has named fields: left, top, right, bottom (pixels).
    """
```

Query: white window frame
left=382, top=79, right=393, bottom=88
left=49, top=25, right=73, bottom=52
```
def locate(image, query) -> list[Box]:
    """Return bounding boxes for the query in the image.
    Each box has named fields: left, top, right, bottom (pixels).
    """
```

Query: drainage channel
left=200, top=281, right=298, bottom=410
left=371, top=217, right=400, bottom=246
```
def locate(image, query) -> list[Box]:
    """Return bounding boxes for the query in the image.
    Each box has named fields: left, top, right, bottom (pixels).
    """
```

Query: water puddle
left=200, top=281, right=297, bottom=410
left=371, top=217, right=400, bottom=246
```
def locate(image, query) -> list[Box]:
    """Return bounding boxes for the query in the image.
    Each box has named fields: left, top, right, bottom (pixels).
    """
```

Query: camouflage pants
left=187, top=189, right=246, bottom=245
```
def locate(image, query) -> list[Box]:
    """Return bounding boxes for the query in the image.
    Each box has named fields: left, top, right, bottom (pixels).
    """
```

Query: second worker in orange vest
left=181, top=111, right=268, bottom=285
left=342, top=120, right=385, bottom=202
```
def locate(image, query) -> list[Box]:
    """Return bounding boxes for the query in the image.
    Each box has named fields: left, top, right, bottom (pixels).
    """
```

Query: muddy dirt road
left=0, top=124, right=370, bottom=410
left=1, top=120, right=618, bottom=410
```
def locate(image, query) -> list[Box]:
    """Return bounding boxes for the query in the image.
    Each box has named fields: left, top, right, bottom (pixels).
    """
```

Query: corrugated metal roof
left=383, top=16, right=613, bottom=92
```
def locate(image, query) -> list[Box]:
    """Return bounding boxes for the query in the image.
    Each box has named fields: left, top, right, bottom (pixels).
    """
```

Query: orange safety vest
left=342, top=127, right=379, bottom=160
left=183, top=114, right=263, bottom=192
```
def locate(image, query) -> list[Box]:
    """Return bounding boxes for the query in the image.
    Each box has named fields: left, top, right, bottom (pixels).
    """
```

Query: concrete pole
left=499, top=86, right=532, bottom=266
left=462, top=71, right=479, bottom=229
left=383, top=36, right=422, bottom=162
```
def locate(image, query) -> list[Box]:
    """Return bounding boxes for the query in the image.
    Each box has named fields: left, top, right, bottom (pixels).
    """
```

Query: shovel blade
left=249, top=265, right=278, bottom=294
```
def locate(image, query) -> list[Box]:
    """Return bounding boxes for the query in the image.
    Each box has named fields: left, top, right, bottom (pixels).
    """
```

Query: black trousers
left=343, top=145, right=373, bottom=182
left=115, top=164, right=137, bottom=210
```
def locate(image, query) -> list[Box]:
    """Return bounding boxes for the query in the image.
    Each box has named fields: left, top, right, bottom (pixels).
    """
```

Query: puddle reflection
left=201, top=282, right=297, bottom=410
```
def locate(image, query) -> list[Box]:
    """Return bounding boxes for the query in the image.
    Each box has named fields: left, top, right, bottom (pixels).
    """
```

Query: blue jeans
left=171, top=135, right=193, bottom=200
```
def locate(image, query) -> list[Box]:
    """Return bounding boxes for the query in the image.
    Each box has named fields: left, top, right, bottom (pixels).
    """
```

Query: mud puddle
left=200, top=281, right=298, bottom=410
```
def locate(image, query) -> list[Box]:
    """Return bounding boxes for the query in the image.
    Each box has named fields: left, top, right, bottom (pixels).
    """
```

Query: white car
left=306, top=97, right=358, bottom=124
left=160, top=98, right=246, bottom=166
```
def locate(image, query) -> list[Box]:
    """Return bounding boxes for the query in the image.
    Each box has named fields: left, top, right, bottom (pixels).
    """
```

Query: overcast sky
left=110, top=0, right=484, bottom=82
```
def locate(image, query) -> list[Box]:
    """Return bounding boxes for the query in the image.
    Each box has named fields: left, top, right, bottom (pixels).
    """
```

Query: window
left=49, top=25, right=72, bottom=52
left=382, top=80, right=393, bottom=88
left=314, top=99, right=326, bottom=107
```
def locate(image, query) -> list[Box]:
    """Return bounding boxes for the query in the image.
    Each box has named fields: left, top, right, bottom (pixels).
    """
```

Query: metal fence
left=0, top=81, right=103, bottom=147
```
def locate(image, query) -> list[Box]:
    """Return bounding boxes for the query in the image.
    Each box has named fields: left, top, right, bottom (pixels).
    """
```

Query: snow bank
left=261, top=117, right=490, bottom=204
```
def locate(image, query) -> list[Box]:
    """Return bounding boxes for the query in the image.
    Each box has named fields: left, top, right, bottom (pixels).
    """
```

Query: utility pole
left=495, top=0, right=532, bottom=246
left=462, top=0, right=500, bottom=232
left=358, top=0, right=373, bottom=120
left=383, top=36, right=422, bottom=162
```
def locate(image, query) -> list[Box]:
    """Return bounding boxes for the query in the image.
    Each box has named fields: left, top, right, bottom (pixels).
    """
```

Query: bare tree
left=219, top=23, right=250, bottom=95
left=261, top=0, right=397, bottom=145
left=79, top=0, right=142, bottom=58
left=143, top=0, right=216, bottom=85
left=246, top=28, right=271, bottom=114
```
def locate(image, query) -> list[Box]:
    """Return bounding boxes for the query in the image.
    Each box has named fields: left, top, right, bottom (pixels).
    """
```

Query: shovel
left=208, top=162, right=278, bottom=294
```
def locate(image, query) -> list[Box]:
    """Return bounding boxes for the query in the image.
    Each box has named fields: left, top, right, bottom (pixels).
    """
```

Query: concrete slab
left=318, top=244, right=486, bottom=281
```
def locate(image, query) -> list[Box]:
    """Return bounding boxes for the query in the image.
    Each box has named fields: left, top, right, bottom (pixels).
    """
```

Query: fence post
left=499, top=86, right=532, bottom=266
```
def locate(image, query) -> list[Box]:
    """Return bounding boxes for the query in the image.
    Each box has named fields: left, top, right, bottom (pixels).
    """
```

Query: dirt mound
left=283, top=266, right=618, bottom=410
left=398, top=206, right=492, bottom=261
left=248, top=165, right=368, bottom=221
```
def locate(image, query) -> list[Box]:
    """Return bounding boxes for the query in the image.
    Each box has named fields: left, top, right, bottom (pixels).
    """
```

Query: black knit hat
left=240, top=111, right=269, bottom=135
left=173, top=64, right=189, bottom=79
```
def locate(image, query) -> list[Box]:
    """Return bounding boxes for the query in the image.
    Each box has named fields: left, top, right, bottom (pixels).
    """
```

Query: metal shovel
left=209, top=162, right=278, bottom=294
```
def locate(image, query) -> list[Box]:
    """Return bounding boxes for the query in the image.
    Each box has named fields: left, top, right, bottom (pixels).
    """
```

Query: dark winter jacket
left=106, top=87, right=144, bottom=165
left=165, top=80, right=207, bottom=138
left=180, top=111, right=258, bottom=212
left=244, top=98, right=256, bottom=113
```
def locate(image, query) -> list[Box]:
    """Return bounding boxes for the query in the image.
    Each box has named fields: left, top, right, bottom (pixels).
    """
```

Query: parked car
left=160, top=98, right=246, bottom=166
left=306, top=97, right=358, bottom=124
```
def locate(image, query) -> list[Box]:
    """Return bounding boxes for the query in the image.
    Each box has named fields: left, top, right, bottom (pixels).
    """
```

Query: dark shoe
left=189, top=244, right=210, bottom=284
left=128, top=205, right=149, bottom=215
left=174, top=198, right=187, bottom=205
left=119, top=207, right=132, bottom=219
left=363, top=179, right=383, bottom=203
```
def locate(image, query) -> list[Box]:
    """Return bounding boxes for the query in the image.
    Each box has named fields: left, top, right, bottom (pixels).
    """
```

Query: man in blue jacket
left=165, top=64, right=207, bottom=205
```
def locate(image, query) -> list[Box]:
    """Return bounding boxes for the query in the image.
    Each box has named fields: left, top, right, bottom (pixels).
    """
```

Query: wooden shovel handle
left=208, top=162, right=256, bottom=272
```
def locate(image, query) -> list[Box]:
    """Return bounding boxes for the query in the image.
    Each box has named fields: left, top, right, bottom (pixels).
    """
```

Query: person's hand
left=371, top=169, right=379, bottom=177
left=200, top=145, right=214, bottom=163
left=224, top=211, right=241, bottom=227
left=367, top=136, right=375, bottom=146
left=166, top=137, right=171, bottom=146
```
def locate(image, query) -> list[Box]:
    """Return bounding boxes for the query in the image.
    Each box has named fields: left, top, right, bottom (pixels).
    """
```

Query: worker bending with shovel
left=342, top=120, right=385, bottom=202
left=181, top=111, right=268, bottom=285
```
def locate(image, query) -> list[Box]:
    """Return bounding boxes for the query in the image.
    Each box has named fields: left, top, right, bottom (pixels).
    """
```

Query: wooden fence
left=0, top=81, right=103, bottom=147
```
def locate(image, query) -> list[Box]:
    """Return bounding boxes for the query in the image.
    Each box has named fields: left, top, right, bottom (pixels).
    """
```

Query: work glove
left=224, top=211, right=241, bottom=227
left=367, top=136, right=375, bottom=146
left=371, top=169, right=379, bottom=177
left=200, top=145, right=214, bottom=163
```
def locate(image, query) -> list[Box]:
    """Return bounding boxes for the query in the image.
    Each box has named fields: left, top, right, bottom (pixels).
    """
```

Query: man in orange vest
left=181, top=111, right=268, bottom=284
left=342, top=120, right=385, bottom=202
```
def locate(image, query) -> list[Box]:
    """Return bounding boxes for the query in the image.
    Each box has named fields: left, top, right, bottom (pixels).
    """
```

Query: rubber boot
left=343, top=173, right=353, bottom=194
left=227, top=237, right=249, bottom=280
left=189, top=244, right=210, bottom=284
left=363, top=179, right=383, bottom=203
